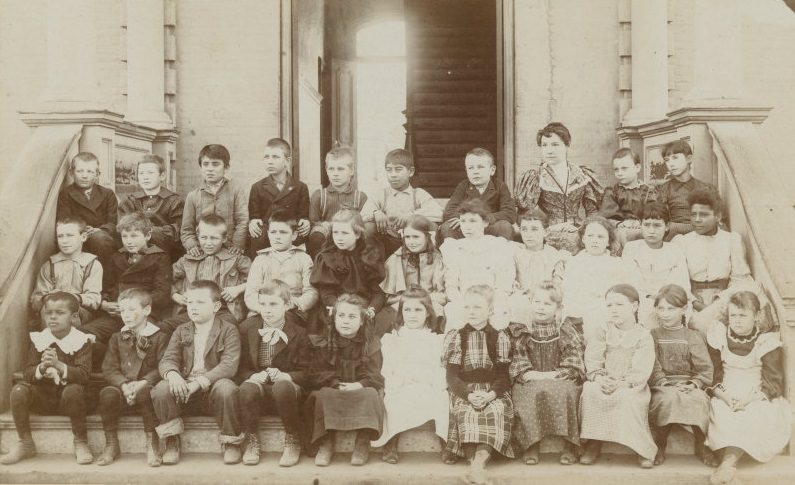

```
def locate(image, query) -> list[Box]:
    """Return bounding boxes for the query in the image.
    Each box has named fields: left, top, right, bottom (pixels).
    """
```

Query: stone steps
left=1, top=453, right=794, bottom=485
left=0, top=412, right=698, bottom=456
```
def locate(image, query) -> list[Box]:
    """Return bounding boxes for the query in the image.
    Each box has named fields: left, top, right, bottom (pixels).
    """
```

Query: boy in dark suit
left=248, top=138, right=310, bottom=256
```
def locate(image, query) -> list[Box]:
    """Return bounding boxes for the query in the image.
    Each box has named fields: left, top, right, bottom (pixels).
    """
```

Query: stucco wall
left=173, top=0, right=283, bottom=193
left=513, top=0, right=621, bottom=185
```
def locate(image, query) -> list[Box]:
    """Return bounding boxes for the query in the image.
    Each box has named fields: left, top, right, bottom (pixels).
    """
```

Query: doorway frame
left=280, top=0, right=517, bottom=190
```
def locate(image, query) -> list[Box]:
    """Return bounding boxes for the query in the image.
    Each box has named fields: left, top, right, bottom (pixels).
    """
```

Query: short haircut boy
left=612, top=147, right=640, bottom=165
left=384, top=148, right=414, bottom=169
left=519, top=208, right=550, bottom=228
left=466, top=147, right=495, bottom=165
left=56, top=216, right=87, bottom=234
left=198, top=144, right=231, bottom=168
left=325, top=146, right=355, bottom=168
left=188, top=279, right=223, bottom=302
left=687, top=188, right=721, bottom=214
left=464, top=284, right=495, bottom=306
left=662, top=140, right=693, bottom=158
left=70, top=152, right=100, bottom=171
left=117, top=287, right=153, bottom=308
left=640, top=202, right=670, bottom=223
left=118, top=212, right=153, bottom=235
left=257, top=279, right=292, bottom=304
left=43, top=291, right=81, bottom=313
left=137, top=154, right=166, bottom=174
left=268, top=209, right=299, bottom=232
left=457, top=199, right=491, bottom=220
left=266, top=138, right=292, bottom=159
left=198, top=214, right=229, bottom=233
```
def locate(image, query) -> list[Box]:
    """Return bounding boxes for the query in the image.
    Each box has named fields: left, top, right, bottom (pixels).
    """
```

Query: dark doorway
left=404, top=0, right=499, bottom=198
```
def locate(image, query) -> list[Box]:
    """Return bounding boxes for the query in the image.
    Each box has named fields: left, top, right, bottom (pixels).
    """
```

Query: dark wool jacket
left=57, top=183, right=119, bottom=234
left=248, top=174, right=310, bottom=223
left=235, top=312, right=311, bottom=387
left=102, top=323, right=170, bottom=387
left=103, top=245, right=172, bottom=317
left=118, top=188, right=184, bottom=244
left=442, top=178, right=517, bottom=224
left=159, top=316, right=241, bottom=386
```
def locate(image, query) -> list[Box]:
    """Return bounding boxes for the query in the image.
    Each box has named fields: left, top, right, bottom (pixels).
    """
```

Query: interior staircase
left=405, top=0, right=498, bottom=198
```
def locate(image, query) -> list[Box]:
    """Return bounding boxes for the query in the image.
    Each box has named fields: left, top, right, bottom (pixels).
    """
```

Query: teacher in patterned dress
left=514, top=122, right=605, bottom=254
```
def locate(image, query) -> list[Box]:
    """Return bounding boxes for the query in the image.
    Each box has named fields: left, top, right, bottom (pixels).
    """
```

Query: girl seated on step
left=706, top=291, right=792, bottom=485
left=372, top=287, right=448, bottom=464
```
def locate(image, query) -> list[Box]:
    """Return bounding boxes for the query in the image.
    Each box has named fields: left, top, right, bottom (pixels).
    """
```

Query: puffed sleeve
left=309, top=253, right=342, bottom=308
left=557, top=320, right=586, bottom=382
left=624, top=330, right=655, bottom=387
left=513, top=167, right=541, bottom=212
left=579, top=166, right=605, bottom=217
left=584, top=322, right=608, bottom=380
left=491, top=330, right=512, bottom=395
left=507, top=325, right=532, bottom=382
left=443, top=330, right=468, bottom=399
left=757, top=332, right=785, bottom=400
left=687, top=329, right=714, bottom=389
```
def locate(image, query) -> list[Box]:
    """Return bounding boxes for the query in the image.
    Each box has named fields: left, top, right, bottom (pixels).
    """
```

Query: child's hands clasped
left=467, top=390, right=496, bottom=409
left=339, top=382, right=363, bottom=391
left=674, top=381, right=697, bottom=393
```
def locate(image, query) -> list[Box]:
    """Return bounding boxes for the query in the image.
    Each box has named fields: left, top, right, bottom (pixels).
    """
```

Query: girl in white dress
left=706, top=291, right=791, bottom=485
left=562, top=215, right=628, bottom=343
left=373, top=287, right=449, bottom=464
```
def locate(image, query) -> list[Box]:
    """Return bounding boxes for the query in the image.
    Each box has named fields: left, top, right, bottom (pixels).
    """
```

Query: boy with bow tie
left=236, top=280, right=311, bottom=467
left=97, top=288, right=169, bottom=467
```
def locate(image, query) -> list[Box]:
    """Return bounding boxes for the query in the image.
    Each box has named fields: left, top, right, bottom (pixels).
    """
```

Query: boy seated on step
left=672, top=189, right=753, bottom=334
left=2, top=292, right=94, bottom=465
left=29, top=217, right=103, bottom=330
left=56, top=152, right=119, bottom=267
left=236, top=280, right=311, bottom=467
left=163, top=214, right=250, bottom=334
left=181, top=144, right=249, bottom=257
left=438, top=147, right=516, bottom=243
left=247, top=138, right=311, bottom=256
left=151, top=280, right=244, bottom=465
left=361, top=148, right=443, bottom=256
left=598, top=148, right=657, bottom=248
left=656, top=140, right=717, bottom=240
left=306, top=147, right=370, bottom=258
left=85, top=212, right=172, bottom=361
left=244, top=210, right=317, bottom=324
left=97, top=288, right=170, bottom=467
left=118, top=154, right=185, bottom=261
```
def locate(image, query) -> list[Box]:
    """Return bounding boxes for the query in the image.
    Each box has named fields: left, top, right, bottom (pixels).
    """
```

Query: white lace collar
left=30, top=327, right=95, bottom=354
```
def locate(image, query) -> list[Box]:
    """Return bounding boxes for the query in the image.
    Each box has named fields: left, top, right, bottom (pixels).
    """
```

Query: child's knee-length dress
left=304, top=332, right=386, bottom=443
left=580, top=322, right=657, bottom=460
left=372, top=327, right=449, bottom=447
left=706, top=321, right=792, bottom=462
left=649, top=325, right=712, bottom=431
left=443, top=324, right=514, bottom=458
left=508, top=318, right=585, bottom=449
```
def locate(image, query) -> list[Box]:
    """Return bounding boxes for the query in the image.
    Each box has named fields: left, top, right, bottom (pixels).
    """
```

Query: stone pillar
left=683, top=0, right=744, bottom=103
left=124, top=0, right=173, bottom=128
left=621, top=0, right=669, bottom=126
left=41, top=0, right=99, bottom=108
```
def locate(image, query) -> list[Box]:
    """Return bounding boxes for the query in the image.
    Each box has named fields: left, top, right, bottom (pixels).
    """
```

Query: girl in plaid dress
left=442, top=284, right=513, bottom=485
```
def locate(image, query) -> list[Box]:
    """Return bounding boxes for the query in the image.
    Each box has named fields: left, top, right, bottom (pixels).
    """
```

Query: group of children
left=5, top=135, right=789, bottom=485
